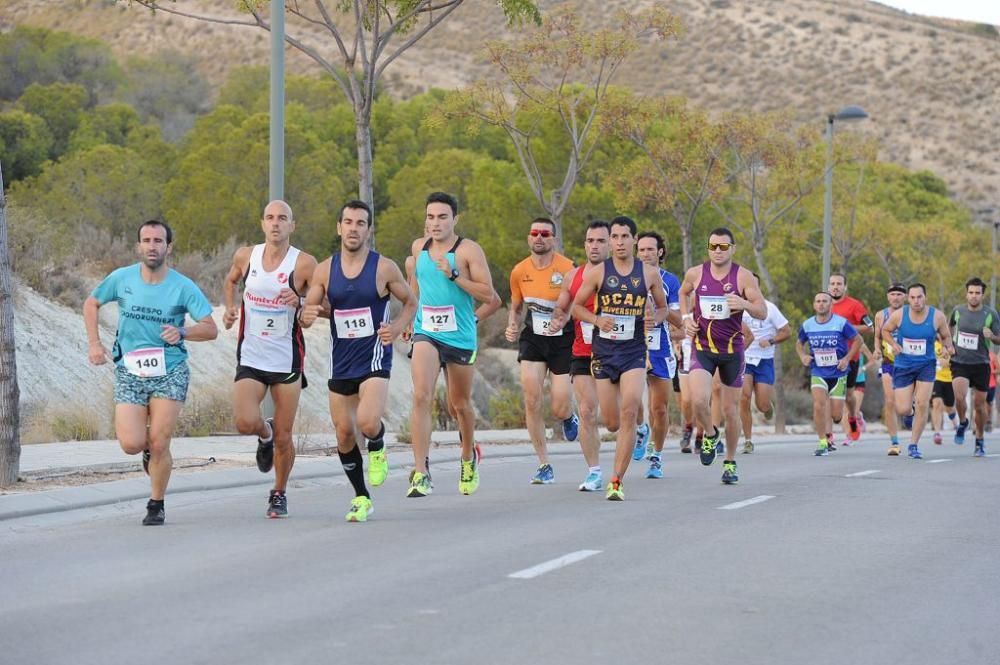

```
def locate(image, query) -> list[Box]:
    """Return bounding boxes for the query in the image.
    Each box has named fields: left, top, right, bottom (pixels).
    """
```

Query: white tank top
left=238, top=244, right=303, bottom=373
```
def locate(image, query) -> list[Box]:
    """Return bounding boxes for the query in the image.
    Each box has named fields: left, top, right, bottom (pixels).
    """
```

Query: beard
left=143, top=253, right=166, bottom=270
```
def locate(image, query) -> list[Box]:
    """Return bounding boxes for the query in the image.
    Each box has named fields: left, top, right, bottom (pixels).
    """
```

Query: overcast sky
left=877, top=1, right=1000, bottom=24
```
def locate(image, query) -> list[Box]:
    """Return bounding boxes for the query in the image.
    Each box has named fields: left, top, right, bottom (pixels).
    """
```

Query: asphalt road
left=2, top=438, right=997, bottom=665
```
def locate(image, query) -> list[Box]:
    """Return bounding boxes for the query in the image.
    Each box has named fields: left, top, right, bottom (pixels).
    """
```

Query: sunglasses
left=529, top=230, right=554, bottom=238
left=708, top=242, right=733, bottom=251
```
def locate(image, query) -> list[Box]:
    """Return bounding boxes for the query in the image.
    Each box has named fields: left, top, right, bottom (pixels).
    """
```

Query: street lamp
left=821, top=105, right=869, bottom=288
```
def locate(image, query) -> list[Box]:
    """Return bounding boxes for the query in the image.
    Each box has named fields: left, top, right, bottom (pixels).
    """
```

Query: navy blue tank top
left=327, top=251, right=392, bottom=379
left=592, top=257, right=647, bottom=359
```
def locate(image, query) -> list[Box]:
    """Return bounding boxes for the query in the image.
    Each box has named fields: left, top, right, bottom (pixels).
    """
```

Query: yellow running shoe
left=406, top=471, right=432, bottom=497
left=345, top=495, right=373, bottom=522
left=368, top=449, right=389, bottom=486
left=606, top=478, right=624, bottom=501
left=459, top=458, right=479, bottom=495
left=887, top=445, right=901, bottom=456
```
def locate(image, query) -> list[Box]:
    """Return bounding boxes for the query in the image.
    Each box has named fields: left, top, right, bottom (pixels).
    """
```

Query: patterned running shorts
left=114, top=362, right=190, bottom=406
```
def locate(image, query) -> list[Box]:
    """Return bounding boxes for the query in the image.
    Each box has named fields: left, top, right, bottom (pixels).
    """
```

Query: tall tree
left=0, top=159, right=20, bottom=487
left=433, top=5, right=681, bottom=237
left=125, top=0, right=541, bottom=219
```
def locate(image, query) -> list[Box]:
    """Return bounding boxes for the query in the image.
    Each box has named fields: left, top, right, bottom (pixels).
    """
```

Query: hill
left=3, top=0, right=998, bottom=214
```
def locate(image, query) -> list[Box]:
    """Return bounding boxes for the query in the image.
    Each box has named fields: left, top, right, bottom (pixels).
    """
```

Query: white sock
left=589, top=466, right=601, bottom=476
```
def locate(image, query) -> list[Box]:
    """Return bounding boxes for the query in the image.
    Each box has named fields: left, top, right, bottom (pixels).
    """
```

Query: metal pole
left=269, top=0, right=285, bottom=201
left=821, top=115, right=834, bottom=289
left=992, top=218, right=998, bottom=313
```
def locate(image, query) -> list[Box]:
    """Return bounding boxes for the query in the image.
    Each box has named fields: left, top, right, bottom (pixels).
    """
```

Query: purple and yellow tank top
left=693, top=262, right=745, bottom=355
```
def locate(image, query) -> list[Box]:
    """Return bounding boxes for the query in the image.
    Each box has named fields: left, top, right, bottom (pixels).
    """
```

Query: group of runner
left=84, top=194, right=1000, bottom=525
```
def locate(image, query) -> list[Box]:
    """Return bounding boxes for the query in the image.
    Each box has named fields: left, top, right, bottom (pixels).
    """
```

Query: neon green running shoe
left=605, top=478, right=624, bottom=501
left=345, top=495, right=373, bottom=522
left=406, top=471, right=432, bottom=498
left=459, top=458, right=479, bottom=495
left=367, top=449, right=389, bottom=486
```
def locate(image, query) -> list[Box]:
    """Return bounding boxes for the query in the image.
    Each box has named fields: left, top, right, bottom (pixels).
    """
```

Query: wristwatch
left=449, top=268, right=459, bottom=281
left=178, top=327, right=187, bottom=340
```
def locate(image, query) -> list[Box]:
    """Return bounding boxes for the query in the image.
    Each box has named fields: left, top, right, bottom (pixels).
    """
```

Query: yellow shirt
left=935, top=340, right=952, bottom=382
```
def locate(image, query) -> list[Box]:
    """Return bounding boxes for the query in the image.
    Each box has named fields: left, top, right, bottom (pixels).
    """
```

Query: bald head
left=261, top=199, right=295, bottom=243
left=263, top=200, right=293, bottom=222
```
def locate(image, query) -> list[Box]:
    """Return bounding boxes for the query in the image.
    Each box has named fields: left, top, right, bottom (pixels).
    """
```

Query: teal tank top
left=414, top=237, right=477, bottom=351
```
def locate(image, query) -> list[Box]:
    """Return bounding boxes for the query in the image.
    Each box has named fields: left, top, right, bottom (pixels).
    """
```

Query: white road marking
left=717, top=495, right=775, bottom=510
left=925, top=459, right=952, bottom=464
left=845, top=469, right=881, bottom=477
left=508, top=550, right=602, bottom=579
left=986, top=454, right=1000, bottom=458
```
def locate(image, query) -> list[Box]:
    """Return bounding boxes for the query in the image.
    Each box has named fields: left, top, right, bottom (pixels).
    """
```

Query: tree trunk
left=680, top=224, right=693, bottom=271
left=355, top=112, right=375, bottom=244
left=772, top=347, right=787, bottom=434
left=0, top=160, right=21, bottom=487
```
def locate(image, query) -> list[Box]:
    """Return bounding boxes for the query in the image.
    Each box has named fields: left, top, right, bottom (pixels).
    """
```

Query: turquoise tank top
left=414, top=237, right=477, bottom=351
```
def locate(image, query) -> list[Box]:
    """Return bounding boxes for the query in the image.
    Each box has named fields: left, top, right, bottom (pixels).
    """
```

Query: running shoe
left=700, top=429, right=719, bottom=466
left=646, top=457, right=663, bottom=479
left=742, top=440, right=754, bottom=454
left=680, top=428, right=693, bottom=453
left=933, top=432, right=943, bottom=445
left=266, top=490, right=288, bottom=518
left=857, top=412, right=867, bottom=433
left=142, top=449, right=150, bottom=475
left=345, top=495, right=373, bottom=522
left=459, top=458, right=480, bottom=495
left=721, top=460, right=739, bottom=484
left=407, top=471, right=432, bottom=497
left=954, top=420, right=969, bottom=445
left=634, top=423, right=650, bottom=461
left=828, top=440, right=838, bottom=452
left=142, top=500, right=164, bottom=526
left=887, top=445, right=901, bottom=456
left=256, top=417, right=275, bottom=473
left=606, top=478, right=624, bottom=501
left=562, top=414, right=580, bottom=442
left=973, top=440, right=985, bottom=458
left=530, top=463, right=555, bottom=485
left=815, top=441, right=829, bottom=456
left=646, top=439, right=656, bottom=460
left=578, top=471, right=603, bottom=491
left=907, top=444, right=923, bottom=460
left=715, top=439, right=725, bottom=454
left=367, top=449, right=389, bottom=487
left=848, top=418, right=860, bottom=441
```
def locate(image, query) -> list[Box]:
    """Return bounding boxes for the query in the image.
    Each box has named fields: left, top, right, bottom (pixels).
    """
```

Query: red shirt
left=831, top=296, right=871, bottom=361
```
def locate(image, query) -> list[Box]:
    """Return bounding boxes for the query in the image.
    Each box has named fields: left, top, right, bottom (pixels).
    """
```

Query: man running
left=740, top=277, right=790, bottom=454
left=678, top=228, right=767, bottom=484
left=796, top=292, right=861, bottom=456
left=222, top=200, right=317, bottom=519
left=549, top=220, right=612, bottom=491
left=636, top=231, right=682, bottom=478
left=84, top=220, right=217, bottom=525
left=828, top=273, right=873, bottom=446
left=571, top=216, right=669, bottom=500
left=407, top=192, right=495, bottom=497
left=506, top=218, right=579, bottom=484
left=872, top=283, right=906, bottom=451
left=930, top=340, right=957, bottom=445
left=881, top=283, right=955, bottom=459
left=947, top=277, right=1000, bottom=456
left=299, top=200, right=415, bottom=521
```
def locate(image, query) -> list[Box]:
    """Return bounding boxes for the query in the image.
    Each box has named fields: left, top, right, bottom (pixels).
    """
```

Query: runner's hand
left=549, top=310, right=567, bottom=330
left=890, top=341, right=903, bottom=356
left=378, top=322, right=396, bottom=345
left=595, top=316, right=615, bottom=334
left=684, top=317, right=698, bottom=338
left=758, top=338, right=771, bottom=349
left=222, top=306, right=239, bottom=330
left=277, top=288, right=299, bottom=307
left=837, top=357, right=849, bottom=371
left=299, top=304, right=321, bottom=328
left=725, top=293, right=747, bottom=312
left=402, top=324, right=413, bottom=342
left=799, top=353, right=811, bottom=367
left=88, top=341, right=110, bottom=366
left=435, top=257, right=453, bottom=278
left=504, top=321, right=519, bottom=343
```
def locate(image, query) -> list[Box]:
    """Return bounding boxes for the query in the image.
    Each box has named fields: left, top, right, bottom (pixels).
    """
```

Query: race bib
left=745, top=355, right=761, bottom=367
left=956, top=332, right=979, bottom=351
left=599, top=315, right=636, bottom=341
left=334, top=307, right=374, bottom=339
left=422, top=305, right=457, bottom=333
left=699, top=295, right=730, bottom=320
left=248, top=308, right=288, bottom=338
left=814, top=348, right=838, bottom=367
left=902, top=338, right=926, bottom=356
left=580, top=321, right=594, bottom=344
left=124, top=347, right=166, bottom=378
left=646, top=328, right=661, bottom=351
left=532, top=311, right=562, bottom=336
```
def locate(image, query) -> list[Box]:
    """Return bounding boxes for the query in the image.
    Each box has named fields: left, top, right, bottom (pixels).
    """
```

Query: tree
left=16, top=81, right=90, bottom=158
left=0, top=110, right=54, bottom=185
left=0, top=158, right=20, bottom=487
left=434, top=5, right=681, bottom=237
left=124, top=0, right=541, bottom=222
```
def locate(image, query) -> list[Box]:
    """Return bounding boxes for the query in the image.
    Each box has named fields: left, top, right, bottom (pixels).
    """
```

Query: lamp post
left=992, top=216, right=998, bottom=313
left=821, top=105, right=868, bottom=288
left=270, top=0, right=285, bottom=201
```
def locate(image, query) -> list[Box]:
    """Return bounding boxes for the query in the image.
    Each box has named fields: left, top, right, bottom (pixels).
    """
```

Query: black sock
left=339, top=445, right=369, bottom=498
left=148, top=498, right=164, bottom=508
left=365, top=422, right=385, bottom=452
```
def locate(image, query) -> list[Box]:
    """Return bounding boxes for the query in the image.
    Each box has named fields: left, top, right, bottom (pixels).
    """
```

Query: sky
left=876, top=1, right=1000, bottom=24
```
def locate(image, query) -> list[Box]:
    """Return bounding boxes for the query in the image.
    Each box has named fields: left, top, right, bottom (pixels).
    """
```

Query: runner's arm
left=83, top=296, right=109, bottom=364
left=679, top=266, right=700, bottom=337
left=298, top=257, right=331, bottom=329
left=179, top=314, right=218, bottom=342
left=646, top=265, right=670, bottom=327
left=571, top=265, right=612, bottom=332
left=735, top=267, right=767, bottom=320
left=380, top=258, right=417, bottom=342
left=455, top=242, right=496, bottom=303
left=475, top=290, right=502, bottom=322
left=549, top=266, right=576, bottom=329
left=771, top=324, right=792, bottom=345
left=881, top=309, right=904, bottom=354
left=935, top=310, right=957, bottom=356
left=222, top=246, right=251, bottom=330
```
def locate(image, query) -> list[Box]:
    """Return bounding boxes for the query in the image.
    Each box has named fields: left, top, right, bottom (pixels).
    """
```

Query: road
left=1, top=438, right=996, bottom=665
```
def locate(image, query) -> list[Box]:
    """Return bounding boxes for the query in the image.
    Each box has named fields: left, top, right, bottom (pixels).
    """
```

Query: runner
left=505, top=218, right=578, bottom=484
left=796, top=291, right=861, bottom=456
left=84, top=220, right=217, bottom=525
left=570, top=216, right=669, bottom=500
left=679, top=228, right=766, bottom=484
left=947, top=277, right=1000, bottom=456
left=739, top=277, right=791, bottom=454
left=930, top=340, right=957, bottom=445
left=406, top=192, right=496, bottom=497
left=988, top=350, right=998, bottom=433
left=221, top=200, right=317, bottom=518
left=636, top=231, right=682, bottom=478
left=850, top=344, right=873, bottom=442
left=674, top=331, right=699, bottom=453
left=298, top=200, right=415, bottom=521
left=550, top=219, right=612, bottom=491
left=828, top=273, right=873, bottom=446
left=881, top=283, right=955, bottom=459
left=872, top=283, right=906, bottom=451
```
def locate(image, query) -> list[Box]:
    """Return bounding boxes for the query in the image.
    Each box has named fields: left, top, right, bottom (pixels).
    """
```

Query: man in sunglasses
left=678, top=228, right=767, bottom=484
left=506, top=218, right=579, bottom=485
